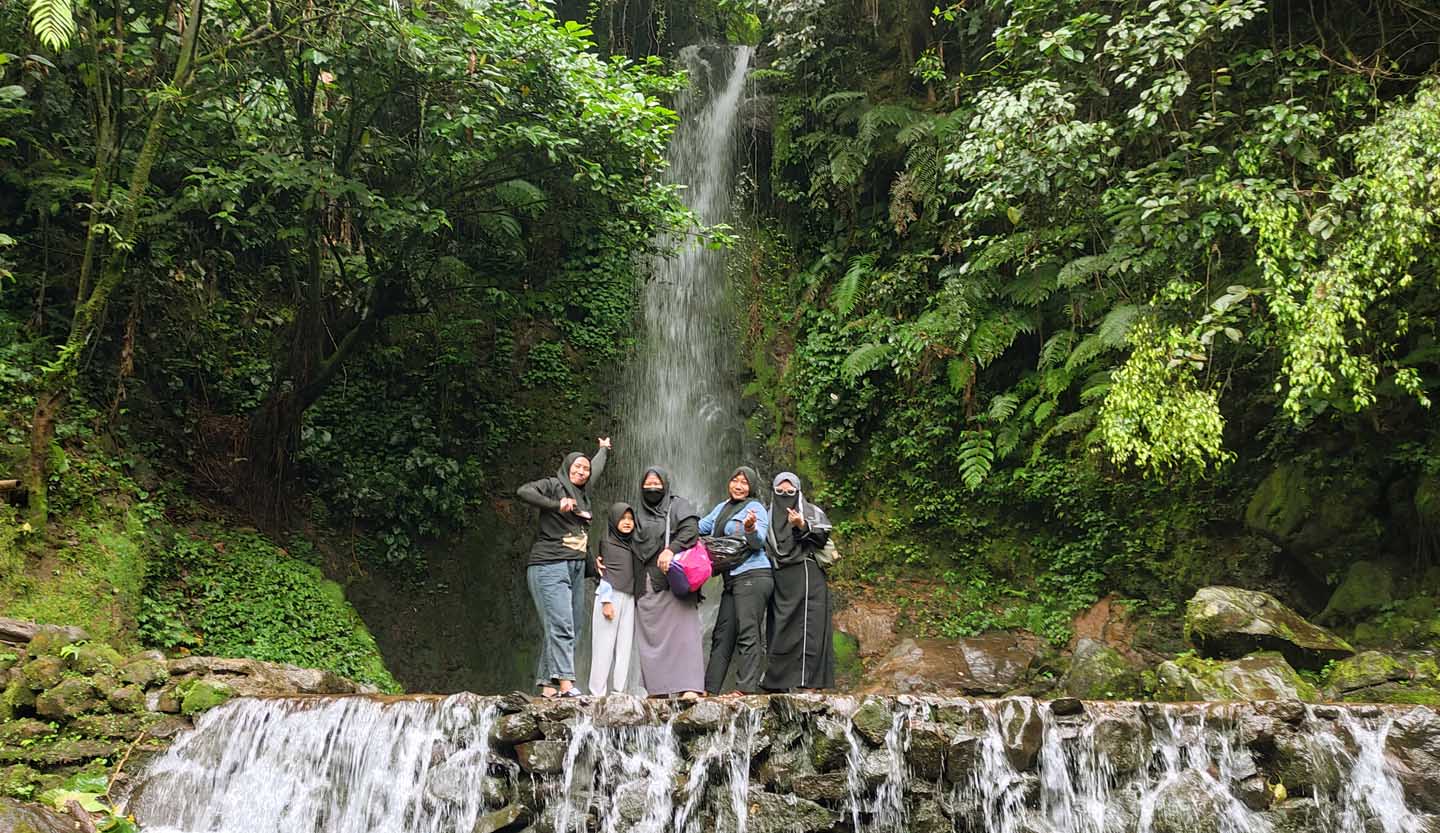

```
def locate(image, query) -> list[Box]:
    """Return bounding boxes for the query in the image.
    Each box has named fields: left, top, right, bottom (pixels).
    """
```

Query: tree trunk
left=23, top=0, right=204, bottom=528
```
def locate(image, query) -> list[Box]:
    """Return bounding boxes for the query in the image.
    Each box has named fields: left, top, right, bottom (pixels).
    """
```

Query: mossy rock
left=1062, top=639, right=1144, bottom=700
left=69, top=712, right=160, bottom=738
left=117, top=656, right=168, bottom=689
left=1339, top=682, right=1440, bottom=706
left=179, top=678, right=233, bottom=715
left=105, top=684, right=146, bottom=714
left=18, top=657, right=65, bottom=692
left=1324, top=650, right=1409, bottom=695
left=1245, top=464, right=1311, bottom=541
left=66, top=643, right=124, bottom=675
left=2, top=677, right=37, bottom=719
left=0, top=737, right=121, bottom=767
left=34, top=677, right=102, bottom=720
left=0, top=795, right=75, bottom=832
left=25, top=626, right=88, bottom=658
left=1317, top=561, right=1393, bottom=624
left=1185, top=586, right=1353, bottom=670
left=1154, top=652, right=1319, bottom=702
left=0, top=765, right=42, bottom=801
left=0, top=720, right=52, bottom=746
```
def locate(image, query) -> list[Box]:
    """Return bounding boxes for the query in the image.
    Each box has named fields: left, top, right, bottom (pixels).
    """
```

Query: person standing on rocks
left=633, top=466, right=705, bottom=699
left=517, top=439, right=610, bottom=698
left=588, top=502, right=640, bottom=697
left=762, top=471, right=835, bottom=692
left=699, top=466, right=772, bottom=695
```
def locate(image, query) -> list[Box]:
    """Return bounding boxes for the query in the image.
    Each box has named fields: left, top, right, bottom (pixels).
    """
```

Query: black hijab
left=634, top=465, right=698, bottom=560
left=557, top=451, right=592, bottom=514
left=601, top=501, right=638, bottom=593
left=713, top=465, right=760, bottom=536
left=767, top=470, right=805, bottom=564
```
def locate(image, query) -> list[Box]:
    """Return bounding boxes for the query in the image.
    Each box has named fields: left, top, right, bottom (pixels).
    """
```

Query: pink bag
left=666, top=540, right=712, bottom=597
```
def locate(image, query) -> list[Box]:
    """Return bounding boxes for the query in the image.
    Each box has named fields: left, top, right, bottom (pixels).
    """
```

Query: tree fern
left=1097, top=304, right=1140, bottom=347
left=987, top=392, right=1020, bottom=421
left=947, top=356, right=973, bottom=392
left=491, top=178, right=546, bottom=215
left=858, top=104, right=924, bottom=147
left=1038, top=331, right=1075, bottom=368
left=29, top=0, right=76, bottom=50
left=841, top=340, right=892, bottom=379
left=958, top=432, right=995, bottom=491
left=832, top=252, right=876, bottom=315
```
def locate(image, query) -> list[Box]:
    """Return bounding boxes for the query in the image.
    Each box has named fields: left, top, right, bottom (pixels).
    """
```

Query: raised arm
left=589, top=443, right=609, bottom=482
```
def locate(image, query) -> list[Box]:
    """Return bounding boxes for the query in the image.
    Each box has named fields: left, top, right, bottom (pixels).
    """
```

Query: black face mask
left=641, top=487, right=664, bottom=507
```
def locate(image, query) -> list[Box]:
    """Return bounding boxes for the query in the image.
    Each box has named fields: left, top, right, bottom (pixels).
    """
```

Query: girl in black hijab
left=762, top=471, right=836, bottom=692
left=632, top=466, right=705, bottom=698
left=587, top=502, right=640, bottom=696
left=517, top=438, right=610, bottom=697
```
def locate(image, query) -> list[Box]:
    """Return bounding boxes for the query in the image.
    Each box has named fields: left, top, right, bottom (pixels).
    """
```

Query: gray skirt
left=635, top=583, right=705, bottom=696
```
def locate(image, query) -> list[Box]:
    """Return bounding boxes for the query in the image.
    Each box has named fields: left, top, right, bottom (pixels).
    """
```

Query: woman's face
left=727, top=472, right=751, bottom=501
left=775, top=478, right=798, bottom=497
left=569, top=456, right=591, bottom=486
left=642, top=471, right=664, bottom=490
left=617, top=511, right=635, bottom=534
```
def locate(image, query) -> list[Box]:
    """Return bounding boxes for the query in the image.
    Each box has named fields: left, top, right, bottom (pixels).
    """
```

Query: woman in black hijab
left=517, top=438, right=610, bottom=697
left=632, top=466, right=705, bottom=698
left=762, top=470, right=836, bottom=692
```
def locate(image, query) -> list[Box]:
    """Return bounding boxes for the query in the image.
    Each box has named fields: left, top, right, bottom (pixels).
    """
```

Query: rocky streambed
left=117, top=691, right=1440, bottom=833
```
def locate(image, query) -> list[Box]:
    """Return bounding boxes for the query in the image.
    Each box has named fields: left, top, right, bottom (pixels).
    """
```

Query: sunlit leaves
left=27, top=0, right=75, bottom=51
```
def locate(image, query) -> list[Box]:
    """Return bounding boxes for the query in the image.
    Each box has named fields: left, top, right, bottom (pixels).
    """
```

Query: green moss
left=0, top=511, right=148, bottom=648
left=1319, top=561, right=1393, bottom=623
left=179, top=679, right=233, bottom=715
left=832, top=631, right=862, bottom=687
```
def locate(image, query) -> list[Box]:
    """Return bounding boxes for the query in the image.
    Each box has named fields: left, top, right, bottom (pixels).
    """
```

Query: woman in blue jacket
left=699, top=466, right=772, bottom=694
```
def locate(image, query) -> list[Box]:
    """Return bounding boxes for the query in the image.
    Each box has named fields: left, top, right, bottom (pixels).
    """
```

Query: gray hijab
left=767, top=471, right=805, bottom=562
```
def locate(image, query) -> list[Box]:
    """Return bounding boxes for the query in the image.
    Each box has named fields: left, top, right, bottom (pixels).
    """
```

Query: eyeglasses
left=774, top=487, right=797, bottom=496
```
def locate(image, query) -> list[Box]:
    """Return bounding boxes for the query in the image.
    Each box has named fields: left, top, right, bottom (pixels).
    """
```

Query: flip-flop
left=558, top=688, right=584, bottom=698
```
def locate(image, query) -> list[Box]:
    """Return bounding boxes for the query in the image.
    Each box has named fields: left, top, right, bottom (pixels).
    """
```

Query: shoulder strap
left=664, top=499, right=672, bottom=550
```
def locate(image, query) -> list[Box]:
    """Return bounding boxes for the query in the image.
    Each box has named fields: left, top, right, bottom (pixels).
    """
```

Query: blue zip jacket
left=699, top=499, right=770, bottom=575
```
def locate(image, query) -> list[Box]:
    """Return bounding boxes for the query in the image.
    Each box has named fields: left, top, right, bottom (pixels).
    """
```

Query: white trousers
left=587, top=589, right=637, bottom=696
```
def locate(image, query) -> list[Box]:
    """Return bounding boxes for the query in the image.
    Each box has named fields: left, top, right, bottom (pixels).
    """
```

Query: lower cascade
left=122, top=694, right=1440, bottom=833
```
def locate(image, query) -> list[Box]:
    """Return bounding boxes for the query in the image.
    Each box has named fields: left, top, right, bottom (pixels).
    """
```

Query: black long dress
left=632, top=466, right=705, bottom=695
left=762, top=471, right=835, bottom=691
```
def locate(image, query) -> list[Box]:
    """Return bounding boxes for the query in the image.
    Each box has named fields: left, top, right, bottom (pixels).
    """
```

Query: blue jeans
left=527, top=560, right=587, bottom=687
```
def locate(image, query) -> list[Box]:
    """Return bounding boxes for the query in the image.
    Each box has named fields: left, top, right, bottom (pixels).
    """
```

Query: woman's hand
left=597, top=437, right=612, bottom=449
left=602, top=602, right=616, bottom=621
left=658, top=548, right=674, bottom=572
left=787, top=508, right=805, bottom=529
left=596, top=554, right=606, bottom=576
left=743, top=509, right=758, bottom=533
left=559, top=497, right=577, bottom=513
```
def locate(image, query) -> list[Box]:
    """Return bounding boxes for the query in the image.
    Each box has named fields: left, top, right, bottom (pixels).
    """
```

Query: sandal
left=558, top=688, right=584, bottom=698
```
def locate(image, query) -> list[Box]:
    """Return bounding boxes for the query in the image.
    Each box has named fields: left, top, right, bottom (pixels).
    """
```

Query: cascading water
left=123, top=694, right=1439, bottom=833
left=612, top=44, right=753, bottom=504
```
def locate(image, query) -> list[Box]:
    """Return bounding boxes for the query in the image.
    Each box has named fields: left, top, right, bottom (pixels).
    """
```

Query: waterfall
left=123, top=694, right=1439, bottom=833
left=613, top=44, right=753, bottom=505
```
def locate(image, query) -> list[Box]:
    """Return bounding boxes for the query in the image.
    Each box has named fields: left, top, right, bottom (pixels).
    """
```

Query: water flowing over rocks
left=120, top=693, right=1440, bottom=833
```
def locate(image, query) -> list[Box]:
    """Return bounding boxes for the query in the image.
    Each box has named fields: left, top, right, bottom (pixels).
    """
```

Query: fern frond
left=987, top=392, right=1020, bottom=421
left=1058, top=250, right=1121, bottom=287
left=1005, top=260, right=1060, bottom=306
left=832, top=253, right=876, bottom=315
left=858, top=104, right=925, bottom=146
left=1064, top=333, right=1107, bottom=373
left=841, top=340, right=893, bottom=379
left=29, top=0, right=76, bottom=50
left=1097, top=304, right=1140, bottom=347
left=1038, top=331, right=1075, bottom=369
left=896, top=118, right=936, bottom=146
left=1032, top=399, right=1056, bottom=425
left=947, top=357, right=974, bottom=392
left=995, top=424, right=1022, bottom=459
left=958, top=432, right=995, bottom=491
left=491, top=179, right=547, bottom=215
left=1079, top=370, right=1112, bottom=403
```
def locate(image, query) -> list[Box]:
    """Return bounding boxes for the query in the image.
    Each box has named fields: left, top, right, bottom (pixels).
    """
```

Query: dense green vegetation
left=3, top=0, right=1439, bottom=690
left=736, top=0, right=1440, bottom=645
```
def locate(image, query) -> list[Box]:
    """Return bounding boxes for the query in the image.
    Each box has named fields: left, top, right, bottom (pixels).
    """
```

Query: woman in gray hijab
left=762, top=471, right=835, bottom=692
left=632, top=465, right=705, bottom=698
left=517, top=438, right=610, bottom=697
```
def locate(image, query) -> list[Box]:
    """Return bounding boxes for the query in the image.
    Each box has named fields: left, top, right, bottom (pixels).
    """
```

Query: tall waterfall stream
left=122, top=693, right=1438, bottom=833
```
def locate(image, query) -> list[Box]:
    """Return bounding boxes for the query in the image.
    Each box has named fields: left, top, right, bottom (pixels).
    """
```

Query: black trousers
left=705, top=569, right=774, bottom=694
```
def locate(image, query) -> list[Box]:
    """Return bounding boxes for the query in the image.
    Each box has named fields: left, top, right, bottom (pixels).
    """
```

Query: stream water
left=124, top=694, right=1438, bottom=833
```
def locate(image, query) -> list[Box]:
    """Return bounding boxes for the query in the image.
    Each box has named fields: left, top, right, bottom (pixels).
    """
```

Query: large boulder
left=1244, top=463, right=1383, bottom=583
left=833, top=599, right=900, bottom=659
left=1322, top=650, right=1418, bottom=699
left=1185, top=586, right=1354, bottom=670
left=1317, top=561, right=1394, bottom=624
left=1154, top=653, right=1319, bottom=702
left=25, top=625, right=88, bottom=657
left=1386, top=706, right=1440, bottom=814
left=34, top=677, right=102, bottom=719
left=0, top=797, right=75, bottom=833
left=860, top=632, right=1041, bottom=696
left=1061, top=638, right=1144, bottom=699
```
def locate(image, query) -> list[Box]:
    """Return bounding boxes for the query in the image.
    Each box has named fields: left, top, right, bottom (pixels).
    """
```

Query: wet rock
left=673, top=698, right=726, bottom=734
left=1148, top=770, right=1232, bottom=833
left=69, top=712, right=159, bottom=738
left=497, top=691, right=530, bottom=713
left=907, top=796, right=950, bottom=833
left=473, top=803, right=526, bottom=833
left=179, top=678, right=233, bottom=715
left=944, top=732, right=981, bottom=783
left=0, top=796, right=75, bottom=833
left=19, top=656, right=66, bottom=691
left=1062, top=638, right=1143, bottom=699
left=1091, top=712, right=1149, bottom=774
left=482, top=775, right=511, bottom=808
left=791, top=772, right=848, bottom=802
left=1273, top=729, right=1344, bottom=795
left=1155, top=653, right=1318, bottom=702
left=595, top=693, right=647, bottom=728
left=1050, top=697, right=1084, bottom=716
left=834, top=599, right=900, bottom=658
left=489, top=711, right=542, bottom=745
left=956, top=633, right=1042, bottom=695
left=1266, top=797, right=1326, bottom=833
left=851, top=698, right=894, bottom=745
left=118, top=656, right=170, bottom=689
left=515, top=740, right=567, bottom=775
left=1386, top=706, right=1440, bottom=813
left=167, top=656, right=364, bottom=696
left=996, top=698, right=1044, bottom=771
left=1323, top=650, right=1413, bottom=695
left=809, top=717, right=849, bottom=772
left=905, top=720, right=949, bottom=781
left=1237, top=774, right=1272, bottom=811
left=26, top=624, right=88, bottom=656
left=1185, top=586, right=1354, bottom=670
left=722, top=789, right=834, bottom=833
left=757, top=741, right=814, bottom=792
left=35, top=676, right=101, bottom=718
